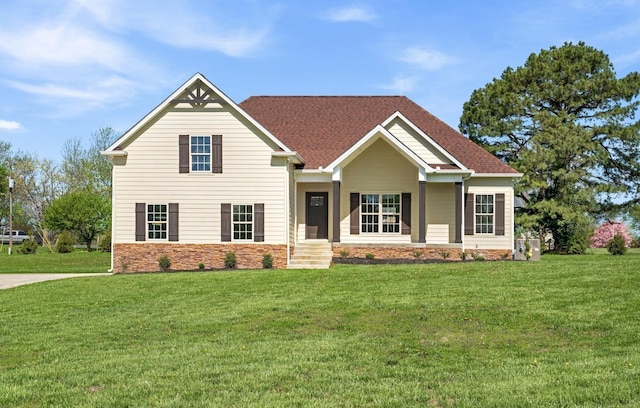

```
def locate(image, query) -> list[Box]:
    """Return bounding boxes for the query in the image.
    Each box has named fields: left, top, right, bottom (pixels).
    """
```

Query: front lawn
left=0, top=253, right=639, bottom=406
left=0, top=246, right=110, bottom=273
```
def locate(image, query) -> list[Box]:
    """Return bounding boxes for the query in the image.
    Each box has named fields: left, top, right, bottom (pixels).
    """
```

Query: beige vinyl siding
left=426, top=183, right=456, bottom=243
left=465, top=177, right=515, bottom=250
left=340, top=138, right=417, bottom=244
left=386, top=118, right=452, bottom=165
left=112, top=107, right=288, bottom=244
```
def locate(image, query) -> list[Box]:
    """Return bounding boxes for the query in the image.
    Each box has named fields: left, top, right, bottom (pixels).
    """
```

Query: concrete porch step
left=288, top=241, right=333, bottom=269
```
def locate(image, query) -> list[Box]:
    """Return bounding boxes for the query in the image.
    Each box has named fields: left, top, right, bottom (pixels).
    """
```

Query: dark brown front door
left=306, top=192, right=329, bottom=239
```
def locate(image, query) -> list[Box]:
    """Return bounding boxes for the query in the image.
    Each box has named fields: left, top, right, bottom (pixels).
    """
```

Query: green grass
left=0, top=253, right=639, bottom=406
left=0, top=245, right=110, bottom=273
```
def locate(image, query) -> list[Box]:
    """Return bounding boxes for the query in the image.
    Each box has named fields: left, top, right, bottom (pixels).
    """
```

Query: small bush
left=412, top=250, right=423, bottom=259
left=55, top=231, right=75, bottom=253
left=500, top=251, right=511, bottom=260
left=158, top=255, right=171, bottom=270
left=439, top=251, right=450, bottom=260
left=339, top=249, right=350, bottom=259
left=17, top=239, right=39, bottom=254
left=262, top=253, right=274, bottom=269
left=98, top=230, right=111, bottom=252
left=224, top=251, right=237, bottom=269
left=365, top=253, right=375, bottom=260
left=471, top=252, right=485, bottom=261
left=198, top=262, right=205, bottom=270
left=607, top=234, right=627, bottom=256
left=631, top=236, right=640, bottom=248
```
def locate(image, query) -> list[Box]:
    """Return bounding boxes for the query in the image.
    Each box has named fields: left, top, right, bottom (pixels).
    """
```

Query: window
left=147, top=204, right=167, bottom=239
left=233, top=205, right=253, bottom=240
left=475, top=195, right=494, bottom=234
left=191, top=136, right=211, bottom=172
left=361, top=193, right=400, bottom=233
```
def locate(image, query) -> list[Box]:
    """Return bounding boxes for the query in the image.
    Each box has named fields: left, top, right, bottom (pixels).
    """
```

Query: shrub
left=500, top=251, right=511, bottom=260
left=262, top=253, right=274, bottom=269
left=607, top=234, right=627, bottom=256
left=339, top=249, right=350, bottom=259
left=55, top=231, right=75, bottom=253
left=556, top=214, right=594, bottom=254
left=591, top=221, right=632, bottom=248
left=17, top=239, right=39, bottom=254
left=631, top=236, right=640, bottom=248
left=158, top=255, right=171, bottom=270
left=198, top=262, right=205, bottom=270
left=224, top=251, right=237, bottom=269
left=471, top=252, right=485, bottom=261
left=460, top=251, right=467, bottom=261
left=412, top=250, right=423, bottom=259
left=365, top=253, right=375, bottom=260
left=98, top=230, right=111, bottom=252
left=439, top=251, right=450, bottom=260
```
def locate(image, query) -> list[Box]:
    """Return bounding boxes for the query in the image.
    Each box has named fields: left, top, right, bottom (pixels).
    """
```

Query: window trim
left=147, top=204, right=168, bottom=240
left=359, top=192, right=401, bottom=234
left=232, top=204, right=253, bottom=241
left=474, top=194, right=495, bottom=235
left=190, top=135, right=211, bottom=172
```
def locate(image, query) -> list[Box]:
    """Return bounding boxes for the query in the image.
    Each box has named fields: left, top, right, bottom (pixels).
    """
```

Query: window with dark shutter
left=350, top=193, right=359, bottom=235
left=495, top=193, right=505, bottom=236
left=135, top=203, right=146, bottom=241
left=168, top=203, right=179, bottom=241
left=464, top=193, right=474, bottom=235
left=221, top=203, right=231, bottom=242
left=401, top=192, right=411, bottom=235
left=254, top=203, right=264, bottom=242
left=179, top=135, right=189, bottom=173
left=212, top=134, right=222, bottom=173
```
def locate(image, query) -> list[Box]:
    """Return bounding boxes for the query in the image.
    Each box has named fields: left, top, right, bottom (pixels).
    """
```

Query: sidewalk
left=0, top=273, right=110, bottom=290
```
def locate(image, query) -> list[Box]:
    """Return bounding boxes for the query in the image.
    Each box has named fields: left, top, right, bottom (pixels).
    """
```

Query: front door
left=306, top=192, right=329, bottom=240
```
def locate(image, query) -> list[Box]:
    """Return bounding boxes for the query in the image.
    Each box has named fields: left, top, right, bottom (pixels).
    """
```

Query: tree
left=460, top=42, right=640, bottom=252
left=591, top=220, right=632, bottom=248
left=44, top=190, right=111, bottom=251
left=61, top=127, right=118, bottom=196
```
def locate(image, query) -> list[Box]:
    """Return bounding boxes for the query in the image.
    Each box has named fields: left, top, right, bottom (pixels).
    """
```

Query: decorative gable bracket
left=172, top=79, right=224, bottom=107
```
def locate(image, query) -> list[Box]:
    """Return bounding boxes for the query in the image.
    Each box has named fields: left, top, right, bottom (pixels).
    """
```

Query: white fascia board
left=100, top=150, right=127, bottom=158
left=325, top=124, right=431, bottom=172
left=104, top=72, right=292, bottom=154
left=295, top=169, right=332, bottom=183
left=381, top=111, right=468, bottom=171
left=271, top=151, right=305, bottom=164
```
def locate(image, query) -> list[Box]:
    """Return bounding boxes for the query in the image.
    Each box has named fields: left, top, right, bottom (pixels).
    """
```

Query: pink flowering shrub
left=590, top=221, right=632, bottom=248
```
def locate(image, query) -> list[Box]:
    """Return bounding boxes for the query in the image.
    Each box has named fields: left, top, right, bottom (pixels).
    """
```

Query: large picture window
left=147, top=204, right=167, bottom=239
left=475, top=194, right=494, bottom=234
left=233, top=205, right=253, bottom=240
left=361, top=193, right=400, bottom=233
left=191, top=136, right=211, bottom=172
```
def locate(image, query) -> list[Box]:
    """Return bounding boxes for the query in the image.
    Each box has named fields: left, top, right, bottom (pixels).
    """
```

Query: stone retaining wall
left=113, top=243, right=287, bottom=273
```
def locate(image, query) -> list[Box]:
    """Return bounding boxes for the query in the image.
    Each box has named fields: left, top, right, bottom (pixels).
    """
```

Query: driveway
left=0, top=273, right=110, bottom=290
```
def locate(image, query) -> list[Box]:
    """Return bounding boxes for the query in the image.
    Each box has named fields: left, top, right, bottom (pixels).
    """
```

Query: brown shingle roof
left=239, top=96, right=518, bottom=174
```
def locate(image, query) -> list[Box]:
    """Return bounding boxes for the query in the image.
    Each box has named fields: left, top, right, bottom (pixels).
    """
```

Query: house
left=102, top=73, right=521, bottom=272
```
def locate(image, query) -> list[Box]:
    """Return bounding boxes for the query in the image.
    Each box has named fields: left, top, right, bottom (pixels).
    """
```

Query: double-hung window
left=233, top=205, right=253, bottom=240
left=475, top=194, right=494, bottom=234
left=147, top=204, right=167, bottom=239
left=361, top=193, right=400, bottom=233
left=191, top=136, right=211, bottom=172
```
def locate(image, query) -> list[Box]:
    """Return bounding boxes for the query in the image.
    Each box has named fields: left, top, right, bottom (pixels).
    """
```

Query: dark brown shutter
left=454, top=182, right=462, bottom=243
left=254, top=203, right=264, bottom=242
left=401, top=193, right=411, bottom=235
left=221, top=203, right=231, bottom=242
left=179, top=135, right=189, bottom=173
left=495, top=193, right=505, bottom=236
left=350, top=193, right=359, bottom=235
left=135, top=203, right=146, bottom=241
left=168, top=203, right=179, bottom=241
left=464, top=193, right=474, bottom=235
left=212, top=134, right=222, bottom=173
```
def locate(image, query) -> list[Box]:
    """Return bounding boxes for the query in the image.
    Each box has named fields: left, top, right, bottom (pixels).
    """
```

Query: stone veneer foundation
left=113, top=243, right=287, bottom=273
left=332, top=246, right=512, bottom=262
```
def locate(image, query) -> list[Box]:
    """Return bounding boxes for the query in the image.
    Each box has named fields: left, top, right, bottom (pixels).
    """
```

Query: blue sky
left=1, top=0, right=639, bottom=159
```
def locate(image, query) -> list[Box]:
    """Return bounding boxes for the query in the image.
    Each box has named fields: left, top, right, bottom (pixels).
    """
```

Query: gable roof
left=103, top=73, right=292, bottom=155
left=239, top=95, right=518, bottom=174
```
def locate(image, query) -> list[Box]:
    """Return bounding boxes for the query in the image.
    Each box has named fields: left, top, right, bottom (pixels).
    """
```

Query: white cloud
left=379, top=76, right=418, bottom=93
left=324, top=6, right=377, bottom=23
left=0, top=120, right=21, bottom=131
left=398, top=47, right=458, bottom=70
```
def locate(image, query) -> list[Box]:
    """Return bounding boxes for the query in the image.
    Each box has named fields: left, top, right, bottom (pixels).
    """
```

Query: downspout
left=285, top=158, right=291, bottom=267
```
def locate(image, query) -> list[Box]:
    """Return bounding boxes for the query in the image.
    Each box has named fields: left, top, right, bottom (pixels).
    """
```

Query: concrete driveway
left=0, top=273, right=110, bottom=290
